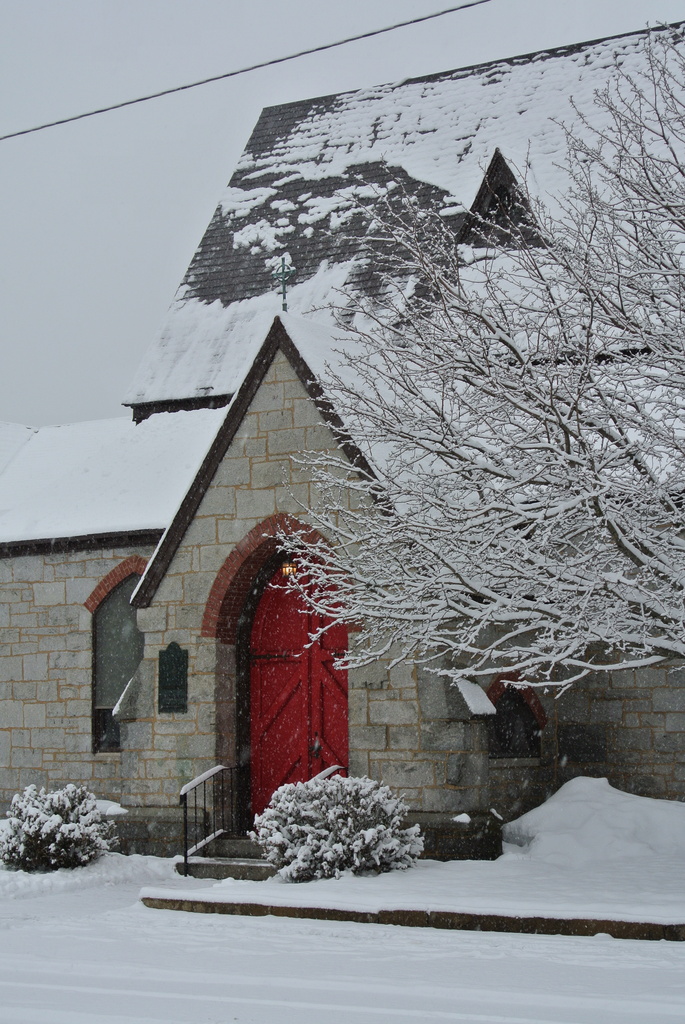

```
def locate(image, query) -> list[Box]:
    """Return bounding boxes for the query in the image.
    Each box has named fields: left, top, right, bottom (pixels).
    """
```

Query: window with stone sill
left=486, top=682, right=545, bottom=759
left=92, top=575, right=143, bottom=753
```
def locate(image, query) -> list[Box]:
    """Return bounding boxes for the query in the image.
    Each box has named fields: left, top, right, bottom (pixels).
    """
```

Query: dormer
left=459, top=149, right=539, bottom=246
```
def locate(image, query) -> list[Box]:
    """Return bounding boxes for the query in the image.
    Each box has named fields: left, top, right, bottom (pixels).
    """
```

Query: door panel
left=249, top=567, right=348, bottom=817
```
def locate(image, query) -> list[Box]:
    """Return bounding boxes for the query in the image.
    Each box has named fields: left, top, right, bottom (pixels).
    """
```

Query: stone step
left=176, top=856, right=276, bottom=881
left=210, top=835, right=262, bottom=859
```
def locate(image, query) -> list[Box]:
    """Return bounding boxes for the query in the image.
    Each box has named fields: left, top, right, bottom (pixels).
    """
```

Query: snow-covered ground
left=1, top=778, right=685, bottom=1022
left=145, top=850, right=685, bottom=924
left=2, top=853, right=685, bottom=1024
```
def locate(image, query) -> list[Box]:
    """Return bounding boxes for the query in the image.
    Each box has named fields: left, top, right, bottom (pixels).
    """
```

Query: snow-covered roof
left=0, top=422, right=34, bottom=475
left=0, top=315, right=362, bottom=552
left=132, top=314, right=374, bottom=604
left=124, top=23, right=683, bottom=411
left=0, top=409, right=226, bottom=545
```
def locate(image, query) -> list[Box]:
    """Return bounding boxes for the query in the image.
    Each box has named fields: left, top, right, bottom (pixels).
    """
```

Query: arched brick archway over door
left=203, top=515, right=348, bottom=823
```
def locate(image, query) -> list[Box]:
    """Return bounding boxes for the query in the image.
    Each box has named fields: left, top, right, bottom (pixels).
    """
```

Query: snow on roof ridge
left=257, top=20, right=685, bottom=116
left=398, top=19, right=684, bottom=88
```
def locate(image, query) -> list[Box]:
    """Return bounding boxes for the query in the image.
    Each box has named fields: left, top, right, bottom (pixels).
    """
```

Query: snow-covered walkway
left=142, top=849, right=685, bottom=928
left=1, top=854, right=685, bottom=1024
left=144, top=776, right=685, bottom=929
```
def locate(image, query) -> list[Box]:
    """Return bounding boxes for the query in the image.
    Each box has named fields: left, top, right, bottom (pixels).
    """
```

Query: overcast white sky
left=1, top=0, right=683, bottom=426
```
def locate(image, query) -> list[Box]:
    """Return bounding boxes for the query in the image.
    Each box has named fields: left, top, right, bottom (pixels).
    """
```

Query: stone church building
left=1, top=24, right=684, bottom=855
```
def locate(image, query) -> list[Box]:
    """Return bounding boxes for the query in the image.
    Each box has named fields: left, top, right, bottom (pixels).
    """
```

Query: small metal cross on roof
left=272, top=256, right=296, bottom=312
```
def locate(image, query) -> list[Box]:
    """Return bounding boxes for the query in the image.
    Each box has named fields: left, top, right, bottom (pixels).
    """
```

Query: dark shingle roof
left=124, top=21, right=684, bottom=412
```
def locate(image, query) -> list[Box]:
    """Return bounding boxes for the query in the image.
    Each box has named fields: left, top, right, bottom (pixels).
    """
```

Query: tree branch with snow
left=287, top=28, right=685, bottom=690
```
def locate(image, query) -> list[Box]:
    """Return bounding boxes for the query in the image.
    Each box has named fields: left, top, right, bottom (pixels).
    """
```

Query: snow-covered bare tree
left=286, top=28, right=685, bottom=689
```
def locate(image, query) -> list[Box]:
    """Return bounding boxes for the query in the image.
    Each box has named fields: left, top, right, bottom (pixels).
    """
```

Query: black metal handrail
left=179, top=765, right=239, bottom=876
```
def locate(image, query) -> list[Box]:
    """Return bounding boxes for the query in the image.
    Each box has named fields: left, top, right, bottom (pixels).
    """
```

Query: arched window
left=92, top=575, right=144, bottom=752
left=486, top=676, right=547, bottom=758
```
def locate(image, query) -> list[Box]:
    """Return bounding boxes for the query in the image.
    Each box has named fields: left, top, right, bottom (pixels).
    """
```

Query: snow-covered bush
left=0, top=785, right=116, bottom=872
left=252, top=774, right=423, bottom=882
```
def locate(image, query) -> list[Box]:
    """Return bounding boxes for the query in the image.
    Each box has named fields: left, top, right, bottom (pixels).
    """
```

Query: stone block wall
left=117, top=351, right=354, bottom=807
left=118, top=350, right=495, bottom=817
left=488, top=758, right=552, bottom=819
left=5, top=345, right=681, bottom=830
left=554, top=663, right=685, bottom=800
left=348, top=659, right=491, bottom=815
left=487, top=662, right=685, bottom=822
left=113, top=347, right=685, bottom=822
left=0, top=544, right=153, bottom=809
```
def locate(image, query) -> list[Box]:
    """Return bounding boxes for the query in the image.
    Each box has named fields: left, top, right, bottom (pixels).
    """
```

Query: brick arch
left=84, top=556, right=149, bottom=613
left=486, top=672, right=548, bottom=730
left=201, top=514, right=326, bottom=642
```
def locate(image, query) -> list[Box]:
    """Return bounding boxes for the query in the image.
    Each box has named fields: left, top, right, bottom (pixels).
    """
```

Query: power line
left=0, top=1, right=494, bottom=143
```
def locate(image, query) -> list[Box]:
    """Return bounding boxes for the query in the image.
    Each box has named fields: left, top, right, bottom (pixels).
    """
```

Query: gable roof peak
left=132, top=315, right=372, bottom=607
left=458, top=148, right=539, bottom=246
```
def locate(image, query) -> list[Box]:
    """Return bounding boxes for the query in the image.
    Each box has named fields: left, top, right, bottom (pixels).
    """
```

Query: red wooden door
left=249, top=567, right=348, bottom=817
